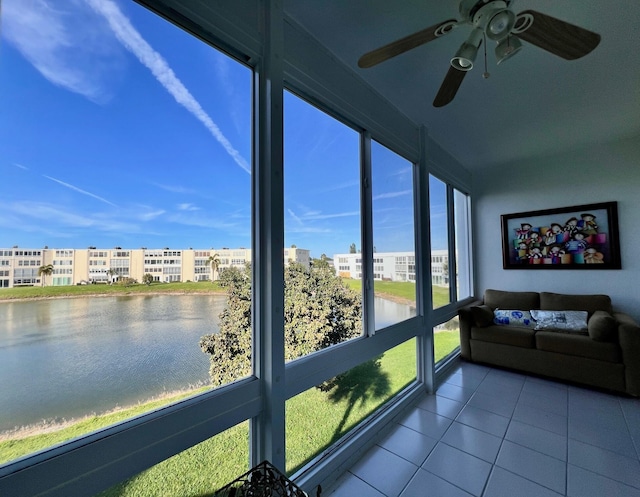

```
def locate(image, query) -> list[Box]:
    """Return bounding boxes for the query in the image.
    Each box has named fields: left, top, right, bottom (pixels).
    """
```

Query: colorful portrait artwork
left=501, top=202, right=621, bottom=269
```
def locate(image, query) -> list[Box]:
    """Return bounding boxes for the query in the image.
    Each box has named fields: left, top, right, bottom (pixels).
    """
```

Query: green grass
left=342, top=278, right=450, bottom=308
left=1, top=281, right=460, bottom=494
left=286, top=338, right=416, bottom=474
left=0, top=389, right=208, bottom=466
left=0, top=332, right=460, bottom=495
left=0, top=280, right=225, bottom=300
left=435, top=330, right=461, bottom=363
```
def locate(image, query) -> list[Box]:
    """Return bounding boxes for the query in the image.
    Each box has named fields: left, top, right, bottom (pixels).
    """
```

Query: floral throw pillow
left=530, top=310, right=588, bottom=333
left=493, top=309, right=535, bottom=328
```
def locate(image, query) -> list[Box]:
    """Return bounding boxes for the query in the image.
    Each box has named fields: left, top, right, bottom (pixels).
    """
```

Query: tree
left=142, top=273, right=154, bottom=286
left=200, top=262, right=362, bottom=387
left=107, top=268, right=118, bottom=284
left=349, top=243, right=357, bottom=254
left=37, top=264, right=54, bottom=287
left=207, top=253, right=221, bottom=282
left=311, top=253, right=331, bottom=270
left=200, top=266, right=252, bottom=385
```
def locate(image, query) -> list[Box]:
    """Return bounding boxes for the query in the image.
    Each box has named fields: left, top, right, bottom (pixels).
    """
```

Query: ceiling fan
left=358, top=0, right=601, bottom=107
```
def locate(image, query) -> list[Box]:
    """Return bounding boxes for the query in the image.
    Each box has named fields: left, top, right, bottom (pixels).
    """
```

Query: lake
left=0, top=294, right=414, bottom=433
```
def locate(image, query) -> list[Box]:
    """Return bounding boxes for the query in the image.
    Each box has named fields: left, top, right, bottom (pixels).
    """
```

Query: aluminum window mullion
left=251, top=0, right=285, bottom=471
left=416, top=126, right=434, bottom=392
left=446, top=185, right=458, bottom=303
left=360, top=132, right=375, bottom=336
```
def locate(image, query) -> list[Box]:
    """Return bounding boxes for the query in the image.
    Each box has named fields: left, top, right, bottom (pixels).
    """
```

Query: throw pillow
left=530, top=309, right=588, bottom=333
left=493, top=309, right=535, bottom=328
left=471, top=305, right=494, bottom=327
left=588, top=310, right=618, bottom=342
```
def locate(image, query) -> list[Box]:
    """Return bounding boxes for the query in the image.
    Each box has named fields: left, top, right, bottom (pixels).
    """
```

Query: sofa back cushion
left=484, top=289, right=540, bottom=311
left=540, top=292, right=613, bottom=316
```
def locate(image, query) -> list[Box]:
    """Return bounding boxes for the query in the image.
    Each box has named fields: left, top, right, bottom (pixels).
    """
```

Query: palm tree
left=207, top=253, right=221, bottom=282
left=107, top=268, right=118, bottom=284
left=37, top=264, right=54, bottom=287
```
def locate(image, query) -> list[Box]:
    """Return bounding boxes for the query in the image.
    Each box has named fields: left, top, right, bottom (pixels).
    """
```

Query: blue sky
left=0, top=0, right=446, bottom=258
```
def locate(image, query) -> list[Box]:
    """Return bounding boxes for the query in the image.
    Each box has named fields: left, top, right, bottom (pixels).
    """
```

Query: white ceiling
left=284, top=0, right=640, bottom=171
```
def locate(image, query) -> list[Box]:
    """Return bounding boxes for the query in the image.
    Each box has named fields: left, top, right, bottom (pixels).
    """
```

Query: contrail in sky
left=86, top=0, right=251, bottom=174
left=44, top=175, right=117, bottom=207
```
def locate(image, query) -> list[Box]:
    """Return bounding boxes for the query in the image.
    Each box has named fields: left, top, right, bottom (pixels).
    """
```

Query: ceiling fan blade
left=433, top=66, right=467, bottom=107
left=515, top=10, right=601, bottom=60
left=358, top=19, right=457, bottom=68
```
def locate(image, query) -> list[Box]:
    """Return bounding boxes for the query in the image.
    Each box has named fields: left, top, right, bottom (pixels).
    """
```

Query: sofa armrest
left=458, top=299, right=483, bottom=360
left=614, top=312, right=640, bottom=396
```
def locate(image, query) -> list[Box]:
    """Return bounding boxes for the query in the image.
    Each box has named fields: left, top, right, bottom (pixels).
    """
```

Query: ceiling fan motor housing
left=460, top=0, right=515, bottom=41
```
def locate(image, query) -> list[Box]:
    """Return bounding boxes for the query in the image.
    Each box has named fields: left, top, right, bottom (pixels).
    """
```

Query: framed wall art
left=501, top=201, right=621, bottom=269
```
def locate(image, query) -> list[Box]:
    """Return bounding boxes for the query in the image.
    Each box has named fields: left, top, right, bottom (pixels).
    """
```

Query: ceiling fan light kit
left=357, top=0, right=601, bottom=107
left=451, top=28, right=483, bottom=71
left=495, top=35, right=522, bottom=64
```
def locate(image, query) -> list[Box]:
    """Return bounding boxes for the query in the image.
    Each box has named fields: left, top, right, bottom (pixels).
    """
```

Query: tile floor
left=325, top=361, right=640, bottom=497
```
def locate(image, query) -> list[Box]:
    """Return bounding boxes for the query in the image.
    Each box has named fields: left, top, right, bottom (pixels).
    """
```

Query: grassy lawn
left=0, top=331, right=462, bottom=495
left=0, top=280, right=224, bottom=300
left=286, top=338, right=416, bottom=474
left=342, top=278, right=450, bottom=308
left=0, top=278, right=461, bottom=494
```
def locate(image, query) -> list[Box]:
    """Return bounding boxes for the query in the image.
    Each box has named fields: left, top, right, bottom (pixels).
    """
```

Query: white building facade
left=0, top=246, right=311, bottom=288
left=333, top=250, right=448, bottom=285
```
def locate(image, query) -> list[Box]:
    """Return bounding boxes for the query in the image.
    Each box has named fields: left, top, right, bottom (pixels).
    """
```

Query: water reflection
left=0, top=295, right=225, bottom=432
left=374, top=297, right=416, bottom=329
left=0, top=294, right=413, bottom=433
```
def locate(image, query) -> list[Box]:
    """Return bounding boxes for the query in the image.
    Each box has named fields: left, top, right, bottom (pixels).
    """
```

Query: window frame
left=0, top=1, right=475, bottom=495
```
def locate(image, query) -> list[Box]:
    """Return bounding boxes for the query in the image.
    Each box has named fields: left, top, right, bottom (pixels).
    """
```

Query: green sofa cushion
left=484, top=289, right=540, bottom=311
left=470, top=305, right=494, bottom=327
left=536, top=331, right=621, bottom=363
left=588, top=310, right=618, bottom=342
left=540, top=292, right=613, bottom=316
left=471, top=325, right=536, bottom=348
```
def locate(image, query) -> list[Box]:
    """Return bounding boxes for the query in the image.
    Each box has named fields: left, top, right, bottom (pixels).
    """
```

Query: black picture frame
left=501, top=201, right=621, bottom=269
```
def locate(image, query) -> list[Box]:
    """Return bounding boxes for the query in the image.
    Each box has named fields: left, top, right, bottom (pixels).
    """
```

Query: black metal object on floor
left=213, top=460, right=321, bottom=497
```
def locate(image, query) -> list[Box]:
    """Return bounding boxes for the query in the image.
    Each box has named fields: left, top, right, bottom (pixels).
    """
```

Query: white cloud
left=152, top=183, right=197, bottom=195
left=8, top=201, right=144, bottom=234
left=87, top=0, right=251, bottom=174
left=10, top=201, right=97, bottom=228
left=287, top=208, right=303, bottom=225
left=2, top=0, right=123, bottom=103
left=304, top=211, right=360, bottom=220
left=13, top=163, right=29, bottom=170
left=373, top=189, right=412, bottom=201
left=166, top=213, right=239, bottom=230
left=319, top=180, right=359, bottom=193
left=138, top=209, right=165, bottom=221
left=43, top=175, right=117, bottom=207
left=286, top=226, right=332, bottom=234
left=177, top=203, right=200, bottom=211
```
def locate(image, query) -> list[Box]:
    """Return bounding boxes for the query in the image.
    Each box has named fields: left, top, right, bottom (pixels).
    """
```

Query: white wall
left=473, top=135, right=640, bottom=321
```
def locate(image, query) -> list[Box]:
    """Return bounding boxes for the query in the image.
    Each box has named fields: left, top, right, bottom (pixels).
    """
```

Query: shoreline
left=0, top=289, right=414, bottom=442
left=0, top=384, right=210, bottom=443
left=0, top=289, right=227, bottom=304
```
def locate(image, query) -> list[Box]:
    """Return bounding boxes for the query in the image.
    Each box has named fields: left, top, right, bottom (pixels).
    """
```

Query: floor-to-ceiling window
left=0, top=1, right=474, bottom=495
left=0, top=0, right=253, bottom=478
left=371, top=140, right=418, bottom=329
left=283, top=91, right=363, bottom=360
left=430, top=174, right=473, bottom=367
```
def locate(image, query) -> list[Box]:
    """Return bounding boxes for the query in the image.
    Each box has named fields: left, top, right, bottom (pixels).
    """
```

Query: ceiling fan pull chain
left=482, top=32, right=490, bottom=79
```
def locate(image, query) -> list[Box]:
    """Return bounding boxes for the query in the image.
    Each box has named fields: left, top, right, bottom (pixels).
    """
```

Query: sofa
left=459, top=289, right=640, bottom=396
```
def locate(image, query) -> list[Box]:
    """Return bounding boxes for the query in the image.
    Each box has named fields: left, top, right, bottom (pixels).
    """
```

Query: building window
left=0, top=0, right=253, bottom=476
left=284, top=90, right=363, bottom=367
left=430, top=175, right=450, bottom=309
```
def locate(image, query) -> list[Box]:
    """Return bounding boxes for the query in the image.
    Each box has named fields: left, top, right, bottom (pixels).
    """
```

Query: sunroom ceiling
left=283, top=0, right=640, bottom=170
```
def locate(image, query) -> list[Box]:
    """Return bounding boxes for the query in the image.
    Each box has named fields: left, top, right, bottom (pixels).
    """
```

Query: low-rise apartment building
left=333, top=250, right=449, bottom=286
left=0, top=246, right=311, bottom=288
